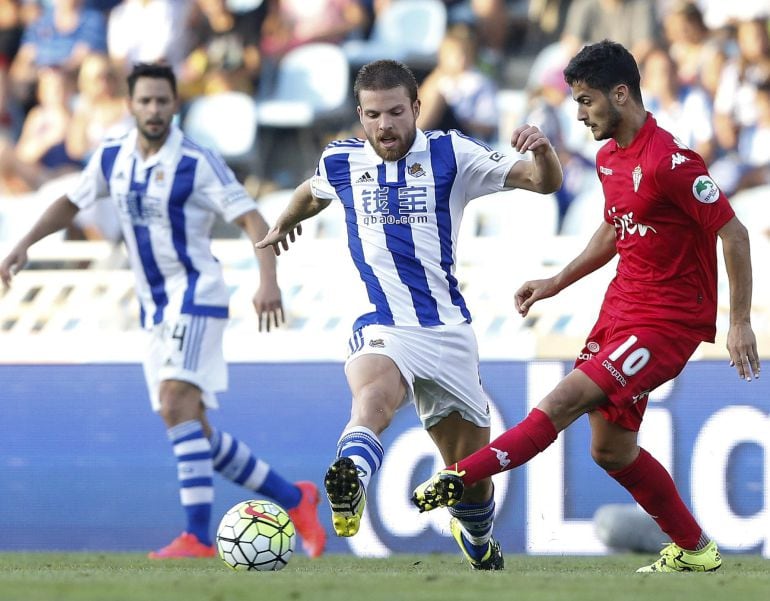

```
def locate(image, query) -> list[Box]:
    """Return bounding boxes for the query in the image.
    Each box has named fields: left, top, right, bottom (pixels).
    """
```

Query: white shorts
left=143, top=314, right=228, bottom=411
left=344, top=323, right=491, bottom=429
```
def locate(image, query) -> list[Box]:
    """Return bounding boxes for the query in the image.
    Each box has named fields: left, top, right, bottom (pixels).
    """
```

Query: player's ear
left=413, top=99, right=421, bottom=119
left=357, top=105, right=363, bottom=124
left=613, top=84, right=628, bottom=105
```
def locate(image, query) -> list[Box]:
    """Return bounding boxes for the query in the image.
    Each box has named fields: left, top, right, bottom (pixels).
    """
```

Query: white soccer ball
left=216, top=499, right=296, bottom=571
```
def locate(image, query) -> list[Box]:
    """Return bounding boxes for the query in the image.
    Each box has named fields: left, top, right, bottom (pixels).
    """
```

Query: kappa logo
left=356, top=171, right=374, bottom=183
left=692, top=175, right=720, bottom=204
left=368, top=339, right=385, bottom=348
left=408, top=163, right=426, bottom=177
left=671, top=153, right=689, bottom=170
left=490, top=446, right=510, bottom=469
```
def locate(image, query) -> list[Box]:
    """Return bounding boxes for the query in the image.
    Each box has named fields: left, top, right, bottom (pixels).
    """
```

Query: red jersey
left=595, top=114, right=735, bottom=342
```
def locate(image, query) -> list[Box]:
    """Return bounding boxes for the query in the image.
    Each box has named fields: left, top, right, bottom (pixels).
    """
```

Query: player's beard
left=368, top=125, right=416, bottom=162
left=138, top=118, right=171, bottom=143
left=592, top=103, right=622, bottom=141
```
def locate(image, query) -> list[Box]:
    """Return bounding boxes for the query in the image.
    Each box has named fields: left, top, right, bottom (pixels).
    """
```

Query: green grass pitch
left=1, top=553, right=768, bottom=601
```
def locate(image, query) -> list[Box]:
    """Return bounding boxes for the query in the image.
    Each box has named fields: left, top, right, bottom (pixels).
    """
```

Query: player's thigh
left=344, top=325, right=417, bottom=419
left=145, top=314, right=227, bottom=412
left=416, top=324, right=491, bottom=430
left=537, top=369, right=607, bottom=431
left=576, top=318, right=699, bottom=431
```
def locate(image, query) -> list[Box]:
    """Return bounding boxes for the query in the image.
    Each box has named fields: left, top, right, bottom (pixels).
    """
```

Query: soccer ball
left=216, top=499, right=296, bottom=571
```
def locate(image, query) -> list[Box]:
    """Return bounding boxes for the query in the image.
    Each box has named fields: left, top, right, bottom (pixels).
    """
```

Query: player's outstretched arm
left=504, top=124, right=563, bottom=194
left=718, top=216, right=760, bottom=381
left=515, top=221, right=616, bottom=316
left=0, top=195, right=79, bottom=289
left=255, top=179, right=330, bottom=256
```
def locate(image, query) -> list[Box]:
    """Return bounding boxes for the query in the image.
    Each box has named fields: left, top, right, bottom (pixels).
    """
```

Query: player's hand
left=726, top=321, right=760, bottom=381
left=510, top=124, right=552, bottom=155
left=514, top=277, right=559, bottom=317
left=253, top=280, right=284, bottom=332
left=255, top=223, right=303, bottom=256
left=0, top=247, right=28, bottom=289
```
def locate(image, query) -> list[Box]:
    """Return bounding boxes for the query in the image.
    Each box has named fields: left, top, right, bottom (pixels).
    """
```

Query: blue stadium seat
left=254, top=43, right=350, bottom=128
left=183, top=91, right=259, bottom=171
left=343, top=0, right=447, bottom=71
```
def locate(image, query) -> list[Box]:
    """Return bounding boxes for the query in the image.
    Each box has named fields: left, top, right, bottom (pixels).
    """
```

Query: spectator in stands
left=713, top=18, right=770, bottom=153
left=525, top=65, right=595, bottom=231
left=661, top=1, right=713, bottom=87
left=0, top=0, right=23, bottom=132
left=9, top=0, right=107, bottom=108
left=65, top=51, right=131, bottom=163
left=107, top=0, right=192, bottom=74
left=178, top=0, right=267, bottom=99
left=260, top=0, right=368, bottom=57
left=259, top=0, right=368, bottom=90
left=64, top=51, right=130, bottom=241
left=375, top=0, right=511, bottom=73
left=641, top=46, right=716, bottom=163
left=560, top=0, right=659, bottom=63
left=0, top=66, right=79, bottom=193
left=416, top=23, right=498, bottom=143
left=0, top=61, right=326, bottom=561
left=732, top=79, right=770, bottom=191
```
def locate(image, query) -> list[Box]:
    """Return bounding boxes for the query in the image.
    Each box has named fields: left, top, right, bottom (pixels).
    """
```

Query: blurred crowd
left=0, top=0, right=769, bottom=241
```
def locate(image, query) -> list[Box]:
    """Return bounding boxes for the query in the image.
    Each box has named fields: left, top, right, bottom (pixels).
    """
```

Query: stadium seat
left=343, top=0, right=447, bottom=71
left=254, top=43, right=350, bottom=129
left=253, top=43, right=351, bottom=182
left=183, top=91, right=259, bottom=174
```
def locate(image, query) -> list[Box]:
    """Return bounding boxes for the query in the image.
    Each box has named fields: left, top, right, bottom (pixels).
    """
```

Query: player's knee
left=158, top=381, right=202, bottom=427
left=350, top=386, right=398, bottom=432
left=591, top=444, right=632, bottom=472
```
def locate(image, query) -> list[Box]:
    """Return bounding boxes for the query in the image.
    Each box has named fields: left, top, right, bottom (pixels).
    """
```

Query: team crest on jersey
left=154, top=168, right=165, bottom=185
left=632, top=165, right=642, bottom=192
left=408, top=163, right=426, bottom=177
left=692, top=175, right=720, bottom=204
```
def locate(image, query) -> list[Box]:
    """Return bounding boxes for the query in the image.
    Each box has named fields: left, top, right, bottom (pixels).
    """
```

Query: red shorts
left=574, top=311, right=701, bottom=431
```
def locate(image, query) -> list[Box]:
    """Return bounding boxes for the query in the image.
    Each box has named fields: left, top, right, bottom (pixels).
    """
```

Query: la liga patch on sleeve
left=692, top=175, right=720, bottom=204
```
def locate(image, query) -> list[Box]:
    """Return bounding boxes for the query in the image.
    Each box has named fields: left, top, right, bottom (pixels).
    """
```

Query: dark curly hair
left=563, top=40, right=643, bottom=104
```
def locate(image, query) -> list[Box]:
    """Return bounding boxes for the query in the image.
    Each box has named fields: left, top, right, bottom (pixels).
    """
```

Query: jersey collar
left=608, top=112, right=656, bottom=156
left=362, top=128, right=428, bottom=163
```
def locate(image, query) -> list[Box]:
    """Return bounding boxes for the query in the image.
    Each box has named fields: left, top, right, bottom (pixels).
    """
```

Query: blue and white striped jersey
left=311, top=129, right=517, bottom=328
left=68, top=126, right=258, bottom=328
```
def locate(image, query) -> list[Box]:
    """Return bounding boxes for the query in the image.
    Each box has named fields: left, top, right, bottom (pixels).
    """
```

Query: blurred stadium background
left=0, top=0, right=768, bottom=558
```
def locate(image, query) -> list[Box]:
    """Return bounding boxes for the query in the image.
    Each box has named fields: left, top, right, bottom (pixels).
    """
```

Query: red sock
left=452, top=408, right=558, bottom=486
left=609, top=447, right=702, bottom=550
